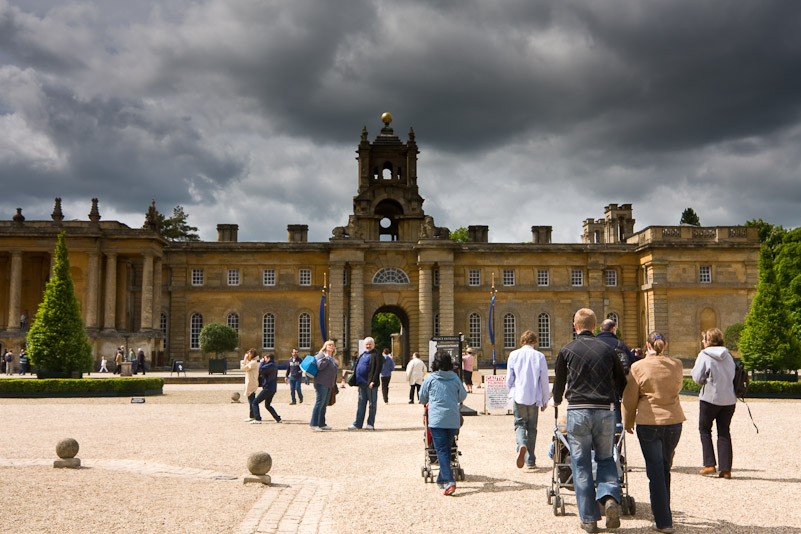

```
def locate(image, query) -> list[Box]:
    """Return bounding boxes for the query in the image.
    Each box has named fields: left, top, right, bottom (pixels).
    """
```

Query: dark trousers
left=114, top=364, right=121, bottom=374
left=636, top=423, right=682, bottom=530
left=409, top=383, right=421, bottom=402
left=253, top=389, right=281, bottom=422
left=699, top=400, right=735, bottom=471
left=381, top=375, right=391, bottom=403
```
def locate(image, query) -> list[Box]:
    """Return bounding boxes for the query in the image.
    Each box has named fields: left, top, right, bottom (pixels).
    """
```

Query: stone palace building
left=0, top=115, right=760, bottom=369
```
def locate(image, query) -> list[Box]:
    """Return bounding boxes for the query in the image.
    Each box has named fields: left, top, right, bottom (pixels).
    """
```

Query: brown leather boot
left=699, top=466, right=717, bottom=476
left=719, top=471, right=732, bottom=479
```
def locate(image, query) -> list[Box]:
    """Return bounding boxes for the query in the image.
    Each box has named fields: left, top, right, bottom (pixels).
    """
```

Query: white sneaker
left=347, top=425, right=360, bottom=430
left=244, top=418, right=254, bottom=422
left=365, top=424, right=375, bottom=430
left=321, top=425, right=333, bottom=430
left=312, top=426, right=323, bottom=432
left=249, top=420, right=262, bottom=424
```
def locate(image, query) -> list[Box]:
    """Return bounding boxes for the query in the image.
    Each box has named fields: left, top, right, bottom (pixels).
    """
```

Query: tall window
left=503, top=313, right=516, bottom=348
left=191, top=269, right=204, bottom=286
left=298, top=313, right=311, bottom=349
left=571, top=269, right=584, bottom=286
left=469, top=313, right=481, bottom=348
left=537, top=269, right=549, bottom=286
left=343, top=268, right=348, bottom=286
left=433, top=269, right=440, bottom=287
left=605, top=269, right=617, bottom=287
left=538, top=313, right=550, bottom=348
left=503, top=270, right=515, bottom=287
left=263, top=269, right=275, bottom=286
left=468, top=269, right=480, bottom=286
left=700, top=265, right=712, bottom=283
left=372, top=267, right=410, bottom=284
left=262, top=313, right=275, bottom=350
left=160, top=313, right=168, bottom=350
left=342, top=313, right=348, bottom=349
left=190, top=313, right=203, bottom=350
left=299, top=269, right=311, bottom=286
left=227, top=269, right=240, bottom=286
left=607, top=312, right=619, bottom=327
left=434, top=314, right=440, bottom=336
left=227, top=312, right=239, bottom=333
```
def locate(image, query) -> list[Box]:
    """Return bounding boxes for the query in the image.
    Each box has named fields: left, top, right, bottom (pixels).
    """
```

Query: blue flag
left=319, top=294, right=327, bottom=342
left=488, top=294, right=496, bottom=345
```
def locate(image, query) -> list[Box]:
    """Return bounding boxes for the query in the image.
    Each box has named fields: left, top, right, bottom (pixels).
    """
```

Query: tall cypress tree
left=27, top=233, right=93, bottom=375
left=739, top=247, right=801, bottom=372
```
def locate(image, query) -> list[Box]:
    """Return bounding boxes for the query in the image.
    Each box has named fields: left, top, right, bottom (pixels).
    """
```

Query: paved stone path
left=0, top=458, right=334, bottom=534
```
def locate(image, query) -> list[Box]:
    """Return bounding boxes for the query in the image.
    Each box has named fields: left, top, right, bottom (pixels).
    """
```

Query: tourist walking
left=348, top=337, right=383, bottom=430
left=552, top=308, right=627, bottom=533
left=99, top=356, right=109, bottom=373
left=692, top=327, right=737, bottom=479
left=310, top=340, right=338, bottom=431
left=135, top=348, right=146, bottom=375
left=506, top=330, right=549, bottom=470
left=596, top=318, right=637, bottom=423
left=622, top=331, right=685, bottom=533
left=240, top=349, right=261, bottom=422
left=18, top=349, right=29, bottom=375
left=380, top=348, right=394, bottom=404
left=406, top=352, right=427, bottom=404
left=285, top=348, right=304, bottom=404
left=461, top=348, right=475, bottom=393
left=252, top=353, right=281, bottom=424
left=114, top=348, right=123, bottom=374
left=419, top=350, right=467, bottom=496
left=5, top=350, right=14, bottom=375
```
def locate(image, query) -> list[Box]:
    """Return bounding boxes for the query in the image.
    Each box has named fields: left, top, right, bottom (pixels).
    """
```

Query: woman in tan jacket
left=622, top=331, right=685, bottom=534
left=240, top=349, right=261, bottom=422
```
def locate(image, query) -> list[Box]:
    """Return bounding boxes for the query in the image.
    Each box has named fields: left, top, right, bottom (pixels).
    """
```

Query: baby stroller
left=545, top=407, right=636, bottom=516
left=420, top=405, right=465, bottom=483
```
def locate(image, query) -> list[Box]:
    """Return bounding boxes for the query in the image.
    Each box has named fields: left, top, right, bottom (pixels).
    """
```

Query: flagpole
left=490, top=272, right=498, bottom=375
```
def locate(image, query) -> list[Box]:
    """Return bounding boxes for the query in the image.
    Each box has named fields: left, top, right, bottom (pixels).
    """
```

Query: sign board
left=170, top=359, right=186, bottom=376
left=429, top=335, right=464, bottom=371
left=484, top=374, right=510, bottom=413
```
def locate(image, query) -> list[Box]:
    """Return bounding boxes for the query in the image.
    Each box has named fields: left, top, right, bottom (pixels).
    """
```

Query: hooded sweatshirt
left=691, top=346, right=736, bottom=406
left=419, top=370, right=467, bottom=429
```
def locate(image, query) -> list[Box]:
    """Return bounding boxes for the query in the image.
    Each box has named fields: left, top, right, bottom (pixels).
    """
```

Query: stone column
left=86, top=251, right=100, bottom=329
left=418, top=264, right=433, bottom=357
left=438, top=263, right=454, bottom=335
left=349, top=263, right=364, bottom=355
left=151, top=257, right=163, bottom=330
left=103, top=252, right=117, bottom=331
left=328, top=264, right=345, bottom=367
left=8, top=251, right=22, bottom=330
left=140, top=252, right=154, bottom=332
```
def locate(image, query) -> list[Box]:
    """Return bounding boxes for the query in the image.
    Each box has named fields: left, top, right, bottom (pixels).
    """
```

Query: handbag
left=328, top=385, right=337, bottom=406
left=347, top=370, right=358, bottom=387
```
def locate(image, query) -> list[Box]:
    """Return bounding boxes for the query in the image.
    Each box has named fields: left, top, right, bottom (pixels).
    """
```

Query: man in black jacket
left=553, top=309, right=626, bottom=533
left=348, top=337, right=383, bottom=430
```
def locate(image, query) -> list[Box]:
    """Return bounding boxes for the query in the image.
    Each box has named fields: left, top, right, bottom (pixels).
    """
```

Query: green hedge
left=681, top=378, right=801, bottom=397
left=0, top=378, right=163, bottom=395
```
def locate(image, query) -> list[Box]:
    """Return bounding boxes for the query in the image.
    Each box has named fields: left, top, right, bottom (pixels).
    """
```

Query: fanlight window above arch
left=372, top=267, right=410, bottom=285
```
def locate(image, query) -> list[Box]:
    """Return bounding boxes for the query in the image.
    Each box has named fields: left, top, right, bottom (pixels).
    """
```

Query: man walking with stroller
left=507, top=330, right=549, bottom=470
left=553, top=309, right=627, bottom=533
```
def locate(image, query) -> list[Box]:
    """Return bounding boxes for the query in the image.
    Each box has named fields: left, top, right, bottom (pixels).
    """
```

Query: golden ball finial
left=381, top=112, right=392, bottom=125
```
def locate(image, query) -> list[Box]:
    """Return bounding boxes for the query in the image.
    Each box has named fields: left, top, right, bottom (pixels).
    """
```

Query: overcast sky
left=2, top=0, right=800, bottom=243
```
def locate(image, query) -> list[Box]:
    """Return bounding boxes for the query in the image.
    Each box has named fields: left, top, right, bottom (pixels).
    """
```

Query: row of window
left=467, top=269, right=617, bottom=287
left=192, top=268, right=312, bottom=287
left=189, top=312, right=312, bottom=350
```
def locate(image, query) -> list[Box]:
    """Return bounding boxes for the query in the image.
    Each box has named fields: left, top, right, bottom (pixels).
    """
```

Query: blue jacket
left=419, top=371, right=467, bottom=429
left=381, top=354, right=395, bottom=377
left=315, top=352, right=338, bottom=389
left=259, top=360, right=278, bottom=392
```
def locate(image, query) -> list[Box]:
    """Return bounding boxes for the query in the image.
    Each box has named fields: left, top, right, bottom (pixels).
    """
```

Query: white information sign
left=484, top=374, right=509, bottom=413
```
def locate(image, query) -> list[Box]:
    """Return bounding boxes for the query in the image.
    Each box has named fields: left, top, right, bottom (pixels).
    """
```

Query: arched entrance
left=371, top=305, right=410, bottom=367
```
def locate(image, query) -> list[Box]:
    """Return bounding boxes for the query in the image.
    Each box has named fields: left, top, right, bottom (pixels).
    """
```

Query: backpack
left=732, top=357, right=749, bottom=398
left=614, top=339, right=631, bottom=375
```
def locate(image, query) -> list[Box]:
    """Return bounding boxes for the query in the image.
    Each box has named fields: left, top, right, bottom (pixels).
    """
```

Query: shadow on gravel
left=671, top=513, right=801, bottom=533
left=447, top=474, right=546, bottom=498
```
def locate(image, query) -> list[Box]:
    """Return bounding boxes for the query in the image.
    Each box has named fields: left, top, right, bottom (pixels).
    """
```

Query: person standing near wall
left=380, top=348, right=394, bottom=404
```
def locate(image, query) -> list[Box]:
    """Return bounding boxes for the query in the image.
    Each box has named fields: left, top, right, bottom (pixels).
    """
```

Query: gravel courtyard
left=1, top=375, right=800, bottom=534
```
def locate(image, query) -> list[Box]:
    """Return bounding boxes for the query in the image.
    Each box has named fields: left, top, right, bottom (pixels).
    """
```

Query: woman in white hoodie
left=691, top=327, right=737, bottom=479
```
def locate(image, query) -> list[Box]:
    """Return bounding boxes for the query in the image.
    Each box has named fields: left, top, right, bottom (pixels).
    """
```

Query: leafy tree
left=680, top=207, right=701, bottom=226
left=449, top=227, right=469, bottom=243
left=739, top=247, right=801, bottom=372
left=371, top=312, right=401, bottom=354
left=745, top=218, right=787, bottom=251
left=724, top=323, right=745, bottom=353
left=774, top=227, right=801, bottom=340
left=27, top=233, right=93, bottom=375
left=199, top=323, right=238, bottom=356
left=159, top=205, right=200, bottom=241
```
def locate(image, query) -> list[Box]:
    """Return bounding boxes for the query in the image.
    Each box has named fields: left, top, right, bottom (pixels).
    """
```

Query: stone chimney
left=467, top=225, right=489, bottom=243
left=531, top=226, right=552, bottom=244
left=287, top=224, right=308, bottom=242
left=217, top=224, right=239, bottom=242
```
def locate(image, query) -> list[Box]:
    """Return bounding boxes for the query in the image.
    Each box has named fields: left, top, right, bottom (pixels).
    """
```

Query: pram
left=420, top=405, right=464, bottom=483
left=546, top=407, right=636, bottom=516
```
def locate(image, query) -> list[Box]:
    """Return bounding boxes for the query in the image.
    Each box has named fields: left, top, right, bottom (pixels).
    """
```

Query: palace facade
left=0, top=116, right=760, bottom=369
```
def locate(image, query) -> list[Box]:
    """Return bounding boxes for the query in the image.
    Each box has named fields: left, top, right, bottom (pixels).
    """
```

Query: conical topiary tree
left=27, top=232, right=93, bottom=375
left=739, top=247, right=801, bottom=373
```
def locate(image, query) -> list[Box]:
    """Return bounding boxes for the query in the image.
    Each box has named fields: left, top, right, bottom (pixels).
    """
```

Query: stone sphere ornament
left=56, top=438, right=79, bottom=459
left=247, top=451, right=272, bottom=475
left=231, top=392, right=241, bottom=402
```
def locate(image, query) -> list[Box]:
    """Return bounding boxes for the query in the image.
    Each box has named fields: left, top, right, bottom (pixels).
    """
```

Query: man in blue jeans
left=553, top=308, right=627, bottom=533
left=285, top=348, right=304, bottom=404
left=348, top=337, right=383, bottom=430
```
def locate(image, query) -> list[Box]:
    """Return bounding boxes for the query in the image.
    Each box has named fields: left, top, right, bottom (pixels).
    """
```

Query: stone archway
left=371, top=305, right=410, bottom=367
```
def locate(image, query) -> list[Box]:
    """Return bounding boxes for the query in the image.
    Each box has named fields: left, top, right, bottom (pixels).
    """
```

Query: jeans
left=637, top=423, right=682, bottom=530
left=289, top=376, right=304, bottom=403
left=409, top=383, right=421, bottom=402
left=247, top=392, right=258, bottom=420
left=566, top=408, right=620, bottom=523
left=380, top=375, right=392, bottom=403
left=353, top=384, right=378, bottom=428
left=699, top=400, right=735, bottom=471
left=513, top=402, right=539, bottom=467
left=253, top=389, right=281, bottom=422
left=310, top=384, right=331, bottom=427
left=429, top=427, right=458, bottom=486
